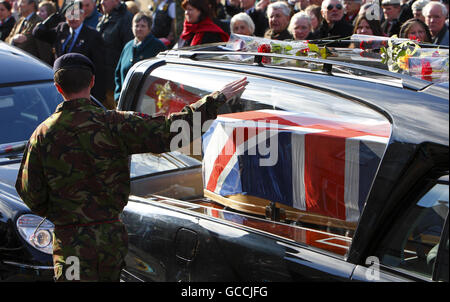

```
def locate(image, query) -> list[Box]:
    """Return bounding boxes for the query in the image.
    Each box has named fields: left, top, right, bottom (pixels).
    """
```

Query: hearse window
left=376, top=176, right=449, bottom=280
left=138, top=65, right=391, bottom=123
left=133, top=64, right=392, bottom=257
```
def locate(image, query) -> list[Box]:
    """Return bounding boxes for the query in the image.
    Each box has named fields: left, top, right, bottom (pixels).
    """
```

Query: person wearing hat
left=381, top=0, right=403, bottom=36
left=411, top=0, right=430, bottom=22
left=343, top=0, right=362, bottom=26
left=15, top=53, right=248, bottom=281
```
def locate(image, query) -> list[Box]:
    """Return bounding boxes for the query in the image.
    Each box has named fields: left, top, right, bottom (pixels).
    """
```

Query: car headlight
left=16, top=214, right=54, bottom=255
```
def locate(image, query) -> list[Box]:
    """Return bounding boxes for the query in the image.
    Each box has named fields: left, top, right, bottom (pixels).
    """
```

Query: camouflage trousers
left=52, top=221, right=128, bottom=282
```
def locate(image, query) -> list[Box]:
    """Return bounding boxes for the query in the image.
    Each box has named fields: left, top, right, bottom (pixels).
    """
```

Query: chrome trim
left=169, top=50, right=433, bottom=91
left=3, top=260, right=53, bottom=270
left=121, top=269, right=145, bottom=282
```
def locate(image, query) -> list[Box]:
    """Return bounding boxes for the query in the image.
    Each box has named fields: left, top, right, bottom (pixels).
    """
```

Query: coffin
left=202, top=110, right=391, bottom=230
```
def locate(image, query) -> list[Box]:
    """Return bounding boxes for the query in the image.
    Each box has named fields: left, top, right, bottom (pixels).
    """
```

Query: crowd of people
left=0, top=0, right=448, bottom=107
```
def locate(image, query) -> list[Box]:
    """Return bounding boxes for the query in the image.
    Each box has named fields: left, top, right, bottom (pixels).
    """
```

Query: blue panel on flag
left=218, top=160, right=243, bottom=196
left=201, top=122, right=215, bottom=157
left=239, top=132, right=294, bottom=207
left=358, top=141, right=382, bottom=213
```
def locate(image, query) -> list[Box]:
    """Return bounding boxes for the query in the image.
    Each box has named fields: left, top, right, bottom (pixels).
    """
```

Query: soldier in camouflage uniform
left=15, top=53, right=248, bottom=281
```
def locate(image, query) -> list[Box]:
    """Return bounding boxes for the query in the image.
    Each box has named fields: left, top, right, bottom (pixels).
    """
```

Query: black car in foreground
left=0, top=41, right=60, bottom=281
left=116, top=38, right=448, bottom=282
left=1, top=36, right=448, bottom=283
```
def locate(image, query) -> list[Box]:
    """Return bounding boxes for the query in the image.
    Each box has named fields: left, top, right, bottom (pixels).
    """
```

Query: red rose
left=258, top=44, right=271, bottom=53
left=359, top=41, right=365, bottom=50
left=257, top=43, right=271, bottom=63
left=421, top=60, right=433, bottom=82
left=409, top=35, right=419, bottom=42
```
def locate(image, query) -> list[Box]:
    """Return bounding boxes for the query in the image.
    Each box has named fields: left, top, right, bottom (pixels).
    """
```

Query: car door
left=351, top=175, right=449, bottom=281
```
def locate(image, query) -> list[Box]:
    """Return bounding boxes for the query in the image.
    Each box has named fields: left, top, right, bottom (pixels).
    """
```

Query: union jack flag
left=202, top=110, right=390, bottom=222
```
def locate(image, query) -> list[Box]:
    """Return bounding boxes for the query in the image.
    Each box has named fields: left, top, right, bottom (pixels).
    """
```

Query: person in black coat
left=97, top=0, right=133, bottom=109
left=33, top=2, right=106, bottom=105
left=176, top=0, right=229, bottom=48
left=314, top=0, right=353, bottom=45
left=240, top=0, right=268, bottom=37
left=0, top=0, right=16, bottom=41
left=380, top=0, right=403, bottom=37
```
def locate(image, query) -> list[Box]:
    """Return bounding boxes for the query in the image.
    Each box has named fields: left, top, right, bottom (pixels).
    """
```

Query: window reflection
left=0, top=83, right=62, bottom=144
left=377, top=178, right=449, bottom=279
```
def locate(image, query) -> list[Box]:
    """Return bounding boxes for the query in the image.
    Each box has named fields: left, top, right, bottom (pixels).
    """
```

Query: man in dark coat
left=423, top=1, right=449, bottom=46
left=82, top=0, right=102, bottom=29
left=97, top=0, right=133, bottom=109
left=343, top=0, right=361, bottom=26
left=33, top=2, right=106, bottom=104
left=264, top=1, right=293, bottom=40
left=315, top=0, right=354, bottom=43
left=6, top=0, right=52, bottom=64
left=150, top=0, right=176, bottom=47
left=240, top=0, right=268, bottom=37
left=381, top=0, right=403, bottom=37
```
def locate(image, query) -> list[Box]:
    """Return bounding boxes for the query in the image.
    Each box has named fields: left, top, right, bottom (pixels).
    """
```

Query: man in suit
left=6, top=0, right=53, bottom=64
left=33, top=1, right=106, bottom=103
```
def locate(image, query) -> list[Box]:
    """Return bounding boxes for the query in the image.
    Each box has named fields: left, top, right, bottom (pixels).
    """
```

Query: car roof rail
left=307, top=39, right=449, bottom=49
left=163, top=49, right=435, bottom=91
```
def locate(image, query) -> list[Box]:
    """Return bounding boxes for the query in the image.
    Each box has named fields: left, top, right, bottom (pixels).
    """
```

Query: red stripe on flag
left=304, top=133, right=347, bottom=220
left=206, top=127, right=261, bottom=192
left=206, top=128, right=237, bottom=192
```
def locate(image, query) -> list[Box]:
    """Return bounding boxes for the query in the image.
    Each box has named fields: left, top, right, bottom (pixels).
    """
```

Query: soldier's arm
left=15, top=138, right=49, bottom=217
left=110, top=77, right=248, bottom=155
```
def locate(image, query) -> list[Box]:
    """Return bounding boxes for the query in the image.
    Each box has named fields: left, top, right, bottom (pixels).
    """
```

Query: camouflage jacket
left=15, top=92, right=226, bottom=227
